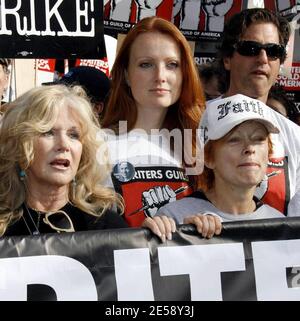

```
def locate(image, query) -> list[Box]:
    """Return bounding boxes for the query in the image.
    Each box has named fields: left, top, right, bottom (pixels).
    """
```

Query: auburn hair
left=102, top=17, right=205, bottom=188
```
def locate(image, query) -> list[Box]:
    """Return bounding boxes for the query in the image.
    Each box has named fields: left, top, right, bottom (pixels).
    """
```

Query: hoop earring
left=19, top=170, right=26, bottom=181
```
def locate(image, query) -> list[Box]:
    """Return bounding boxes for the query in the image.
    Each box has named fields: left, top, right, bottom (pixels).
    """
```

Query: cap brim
left=209, top=118, right=279, bottom=141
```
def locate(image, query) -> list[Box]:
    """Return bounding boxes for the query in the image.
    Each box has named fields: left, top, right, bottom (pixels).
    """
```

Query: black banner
left=0, top=0, right=105, bottom=58
left=1, top=217, right=300, bottom=301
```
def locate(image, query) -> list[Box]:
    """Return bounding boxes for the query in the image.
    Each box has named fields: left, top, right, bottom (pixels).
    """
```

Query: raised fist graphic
left=134, top=0, right=164, bottom=20
left=203, top=0, right=233, bottom=32
left=109, top=0, right=132, bottom=22
left=173, top=0, right=202, bottom=30
left=142, top=185, right=176, bottom=217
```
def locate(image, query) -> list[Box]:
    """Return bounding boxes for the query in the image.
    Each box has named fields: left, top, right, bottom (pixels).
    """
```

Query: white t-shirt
left=104, top=129, right=193, bottom=227
left=156, top=191, right=284, bottom=223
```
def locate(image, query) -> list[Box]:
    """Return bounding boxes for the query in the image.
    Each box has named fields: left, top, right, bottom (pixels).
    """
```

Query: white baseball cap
left=199, top=94, right=280, bottom=144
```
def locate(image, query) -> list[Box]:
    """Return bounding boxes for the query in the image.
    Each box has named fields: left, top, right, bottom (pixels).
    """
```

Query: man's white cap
left=199, top=94, right=280, bottom=145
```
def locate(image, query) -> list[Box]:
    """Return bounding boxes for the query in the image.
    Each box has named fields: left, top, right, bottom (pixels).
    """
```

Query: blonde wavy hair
left=0, top=84, right=123, bottom=236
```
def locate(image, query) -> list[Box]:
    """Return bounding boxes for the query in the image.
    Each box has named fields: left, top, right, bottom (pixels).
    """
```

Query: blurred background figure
left=58, top=66, right=111, bottom=122
left=0, top=59, right=12, bottom=112
left=267, top=85, right=300, bottom=126
left=198, top=60, right=226, bottom=101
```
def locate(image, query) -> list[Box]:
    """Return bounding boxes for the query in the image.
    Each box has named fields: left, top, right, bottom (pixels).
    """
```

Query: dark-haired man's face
left=223, top=22, right=281, bottom=103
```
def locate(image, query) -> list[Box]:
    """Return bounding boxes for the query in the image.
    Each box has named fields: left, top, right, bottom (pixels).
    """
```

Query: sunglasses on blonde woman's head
left=233, top=41, right=286, bottom=60
left=43, top=210, right=75, bottom=233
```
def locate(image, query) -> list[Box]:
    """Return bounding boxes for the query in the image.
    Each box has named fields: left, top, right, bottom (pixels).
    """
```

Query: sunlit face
left=127, top=31, right=183, bottom=112
left=224, top=23, right=281, bottom=102
left=206, top=121, right=269, bottom=189
left=26, top=107, right=83, bottom=189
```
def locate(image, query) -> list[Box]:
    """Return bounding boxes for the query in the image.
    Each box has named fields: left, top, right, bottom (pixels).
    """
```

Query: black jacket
left=5, top=203, right=128, bottom=236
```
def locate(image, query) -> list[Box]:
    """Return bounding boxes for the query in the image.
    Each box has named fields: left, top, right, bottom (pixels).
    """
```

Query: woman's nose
left=243, top=143, right=255, bottom=155
left=155, top=65, right=166, bottom=83
left=56, top=134, right=70, bottom=152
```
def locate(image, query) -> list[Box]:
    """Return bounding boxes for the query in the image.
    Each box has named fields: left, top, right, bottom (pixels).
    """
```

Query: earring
left=72, top=177, right=76, bottom=199
left=19, top=170, right=26, bottom=181
left=124, top=71, right=130, bottom=87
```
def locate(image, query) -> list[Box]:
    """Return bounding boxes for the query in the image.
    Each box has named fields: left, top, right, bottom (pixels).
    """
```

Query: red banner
left=277, top=62, right=300, bottom=91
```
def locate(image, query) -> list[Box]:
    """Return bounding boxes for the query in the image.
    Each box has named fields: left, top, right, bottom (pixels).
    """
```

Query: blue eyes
left=41, top=130, right=80, bottom=140
left=139, top=62, right=180, bottom=69
left=168, top=62, right=179, bottom=69
left=41, top=130, right=54, bottom=137
left=69, top=132, right=80, bottom=140
left=139, top=62, right=152, bottom=68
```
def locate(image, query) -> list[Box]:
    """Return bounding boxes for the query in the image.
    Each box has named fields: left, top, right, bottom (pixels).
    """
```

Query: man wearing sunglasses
left=208, top=8, right=300, bottom=217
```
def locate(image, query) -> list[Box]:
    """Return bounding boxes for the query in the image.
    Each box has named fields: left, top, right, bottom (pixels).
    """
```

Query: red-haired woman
left=102, top=16, right=205, bottom=230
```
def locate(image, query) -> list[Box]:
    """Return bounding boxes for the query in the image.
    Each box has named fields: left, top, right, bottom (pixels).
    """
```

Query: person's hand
left=183, top=214, right=222, bottom=238
left=142, top=216, right=176, bottom=243
left=142, top=185, right=176, bottom=217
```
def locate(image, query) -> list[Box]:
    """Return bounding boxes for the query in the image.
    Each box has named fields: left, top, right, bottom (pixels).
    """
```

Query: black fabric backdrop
left=1, top=217, right=300, bottom=301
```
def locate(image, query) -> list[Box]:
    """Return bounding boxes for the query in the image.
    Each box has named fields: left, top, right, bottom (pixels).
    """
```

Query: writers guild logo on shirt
left=113, top=161, right=135, bottom=183
left=254, top=170, right=281, bottom=200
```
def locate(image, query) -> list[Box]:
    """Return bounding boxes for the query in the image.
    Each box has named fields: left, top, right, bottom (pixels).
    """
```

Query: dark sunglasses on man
left=233, top=40, right=286, bottom=61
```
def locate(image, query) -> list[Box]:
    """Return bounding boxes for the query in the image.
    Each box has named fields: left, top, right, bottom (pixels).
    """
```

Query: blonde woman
left=0, top=85, right=128, bottom=236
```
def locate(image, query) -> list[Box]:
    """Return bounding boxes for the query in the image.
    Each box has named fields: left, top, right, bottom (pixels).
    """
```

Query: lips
left=150, top=88, right=170, bottom=92
left=252, top=70, right=268, bottom=77
left=238, top=162, right=260, bottom=168
left=50, top=159, right=70, bottom=167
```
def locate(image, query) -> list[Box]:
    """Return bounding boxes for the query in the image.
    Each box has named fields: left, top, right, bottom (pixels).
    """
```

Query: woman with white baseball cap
left=156, top=94, right=284, bottom=238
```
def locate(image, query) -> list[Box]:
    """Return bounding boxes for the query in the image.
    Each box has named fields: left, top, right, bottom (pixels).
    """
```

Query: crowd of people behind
left=0, top=8, right=300, bottom=242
